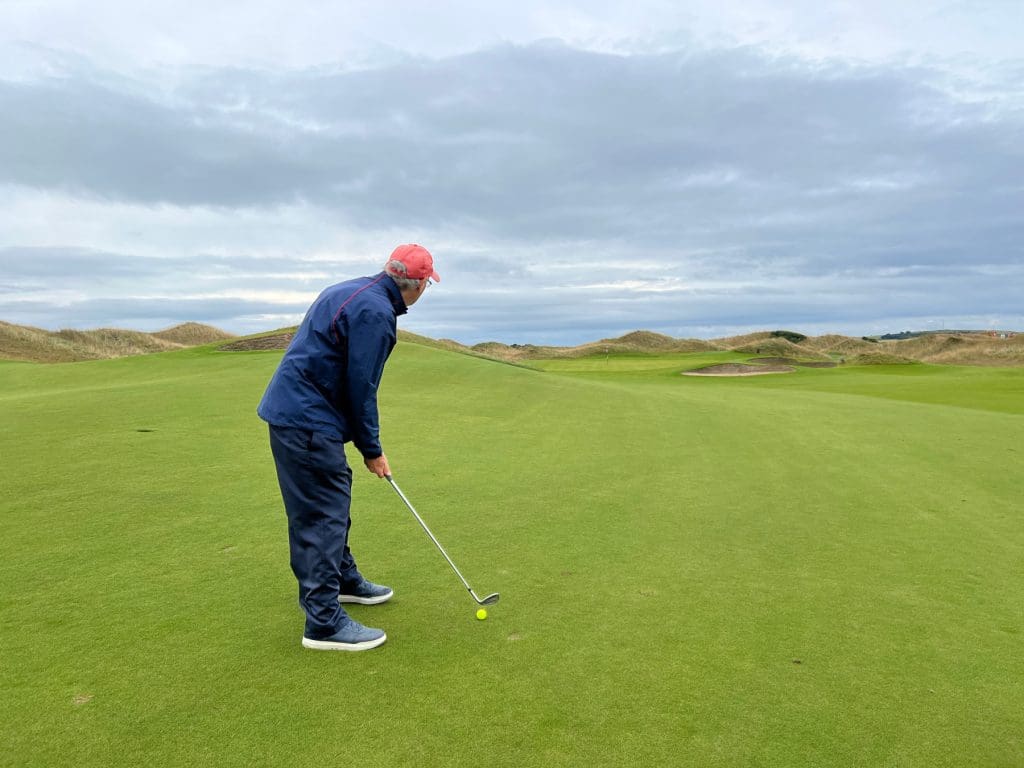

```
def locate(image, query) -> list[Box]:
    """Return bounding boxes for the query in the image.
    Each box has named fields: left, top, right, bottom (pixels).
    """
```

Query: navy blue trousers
left=268, top=425, right=363, bottom=639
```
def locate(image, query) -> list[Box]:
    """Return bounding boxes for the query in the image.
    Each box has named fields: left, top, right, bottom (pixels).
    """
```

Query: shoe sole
left=301, top=633, right=387, bottom=651
left=338, top=591, right=393, bottom=605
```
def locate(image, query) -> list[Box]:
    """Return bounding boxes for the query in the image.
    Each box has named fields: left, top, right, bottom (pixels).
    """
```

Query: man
left=257, top=244, right=440, bottom=651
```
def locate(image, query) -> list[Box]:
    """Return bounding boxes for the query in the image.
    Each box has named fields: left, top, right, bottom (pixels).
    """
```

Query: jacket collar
left=379, top=272, right=409, bottom=317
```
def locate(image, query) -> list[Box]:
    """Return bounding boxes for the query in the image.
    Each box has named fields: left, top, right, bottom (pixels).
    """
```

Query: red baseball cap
left=387, top=243, right=440, bottom=282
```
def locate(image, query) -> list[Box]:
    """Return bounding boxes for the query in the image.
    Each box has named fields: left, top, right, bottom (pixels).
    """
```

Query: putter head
left=476, top=592, right=500, bottom=606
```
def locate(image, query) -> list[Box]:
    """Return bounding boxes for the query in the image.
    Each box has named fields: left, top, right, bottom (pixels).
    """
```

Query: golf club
left=385, top=475, right=500, bottom=606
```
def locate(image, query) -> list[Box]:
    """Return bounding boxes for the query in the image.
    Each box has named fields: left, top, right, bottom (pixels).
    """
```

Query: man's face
left=405, top=278, right=430, bottom=307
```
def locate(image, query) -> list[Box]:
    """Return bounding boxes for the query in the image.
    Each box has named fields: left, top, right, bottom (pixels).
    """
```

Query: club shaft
left=386, top=476, right=474, bottom=595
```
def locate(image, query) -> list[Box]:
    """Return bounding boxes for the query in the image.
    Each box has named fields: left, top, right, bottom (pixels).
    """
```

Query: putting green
left=1, top=342, right=1021, bottom=767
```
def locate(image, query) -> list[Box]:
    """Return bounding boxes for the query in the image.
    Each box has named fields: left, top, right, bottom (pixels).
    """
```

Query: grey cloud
left=0, top=295, right=303, bottom=332
left=0, top=78, right=347, bottom=207
left=0, top=246, right=355, bottom=289
left=3, top=45, right=1021, bottom=261
left=1, top=246, right=161, bottom=280
left=1, top=41, right=1022, bottom=343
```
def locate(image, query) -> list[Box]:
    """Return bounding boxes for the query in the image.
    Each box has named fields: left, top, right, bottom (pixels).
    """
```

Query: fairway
left=1, top=343, right=1022, bottom=767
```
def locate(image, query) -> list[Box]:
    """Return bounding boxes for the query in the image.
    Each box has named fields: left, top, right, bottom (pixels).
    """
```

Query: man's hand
left=364, top=454, right=391, bottom=478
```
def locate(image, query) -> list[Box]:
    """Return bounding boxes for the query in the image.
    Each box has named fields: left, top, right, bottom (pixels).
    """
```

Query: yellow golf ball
left=476, top=608, right=488, bottom=621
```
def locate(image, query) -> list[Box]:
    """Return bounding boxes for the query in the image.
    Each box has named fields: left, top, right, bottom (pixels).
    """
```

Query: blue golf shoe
left=301, top=617, right=387, bottom=651
left=339, top=578, right=394, bottom=605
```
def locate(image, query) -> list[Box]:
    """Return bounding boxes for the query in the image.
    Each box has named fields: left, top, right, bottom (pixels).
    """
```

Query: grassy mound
left=0, top=321, right=72, bottom=362
left=883, top=333, right=1024, bottom=366
left=219, top=333, right=294, bottom=351
left=469, top=340, right=517, bottom=357
left=54, top=328, right=183, bottom=357
left=886, top=333, right=969, bottom=360
left=468, top=331, right=720, bottom=361
left=730, top=337, right=831, bottom=361
left=711, top=330, right=775, bottom=347
left=846, top=351, right=920, bottom=365
left=0, top=320, right=238, bottom=362
left=0, top=321, right=185, bottom=362
left=926, top=338, right=1024, bottom=366
left=747, top=357, right=837, bottom=369
left=599, top=330, right=721, bottom=353
left=397, top=330, right=476, bottom=355
left=152, top=322, right=235, bottom=345
left=801, top=334, right=878, bottom=356
left=605, top=330, right=681, bottom=348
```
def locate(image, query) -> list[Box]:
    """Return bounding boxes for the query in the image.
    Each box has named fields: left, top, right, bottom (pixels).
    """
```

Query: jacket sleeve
left=340, top=305, right=396, bottom=459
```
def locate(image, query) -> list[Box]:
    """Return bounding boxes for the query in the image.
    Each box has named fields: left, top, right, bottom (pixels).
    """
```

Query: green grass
left=1, top=344, right=1022, bottom=767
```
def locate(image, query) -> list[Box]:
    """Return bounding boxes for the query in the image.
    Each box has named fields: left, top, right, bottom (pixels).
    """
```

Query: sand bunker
left=684, top=355, right=841, bottom=376
left=683, top=363, right=796, bottom=376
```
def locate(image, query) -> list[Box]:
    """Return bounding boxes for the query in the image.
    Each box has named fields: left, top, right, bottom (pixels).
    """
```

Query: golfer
left=257, top=244, right=439, bottom=651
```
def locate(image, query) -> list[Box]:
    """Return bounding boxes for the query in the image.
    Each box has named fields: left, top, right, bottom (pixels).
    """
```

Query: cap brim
left=430, top=269, right=441, bottom=282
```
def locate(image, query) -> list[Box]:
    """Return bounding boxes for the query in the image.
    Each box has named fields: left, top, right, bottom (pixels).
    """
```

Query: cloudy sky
left=1, top=1, right=1021, bottom=344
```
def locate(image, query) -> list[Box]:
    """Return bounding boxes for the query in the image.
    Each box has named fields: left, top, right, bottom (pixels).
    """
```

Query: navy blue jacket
left=257, top=272, right=407, bottom=458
